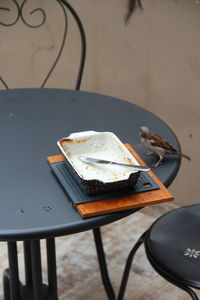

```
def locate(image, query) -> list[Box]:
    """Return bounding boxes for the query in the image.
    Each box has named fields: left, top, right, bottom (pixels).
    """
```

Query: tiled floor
left=0, top=203, right=196, bottom=299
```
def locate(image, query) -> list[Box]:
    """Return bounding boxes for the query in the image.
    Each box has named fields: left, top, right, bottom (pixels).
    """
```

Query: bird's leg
left=144, top=151, right=156, bottom=156
left=153, top=156, right=163, bottom=168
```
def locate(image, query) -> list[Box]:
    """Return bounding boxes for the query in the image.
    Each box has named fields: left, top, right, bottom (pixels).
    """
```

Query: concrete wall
left=1, top=0, right=200, bottom=206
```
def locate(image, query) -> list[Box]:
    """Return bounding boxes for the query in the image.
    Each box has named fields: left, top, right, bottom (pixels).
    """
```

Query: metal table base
left=2, top=228, right=116, bottom=300
left=3, top=239, right=58, bottom=300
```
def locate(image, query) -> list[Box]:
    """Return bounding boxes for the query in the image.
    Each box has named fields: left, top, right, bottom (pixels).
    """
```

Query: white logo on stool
left=184, top=248, right=200, bottom=258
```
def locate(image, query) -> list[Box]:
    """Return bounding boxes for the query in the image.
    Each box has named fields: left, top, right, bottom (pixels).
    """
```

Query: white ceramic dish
left=57, top=131, right=140, bottom=194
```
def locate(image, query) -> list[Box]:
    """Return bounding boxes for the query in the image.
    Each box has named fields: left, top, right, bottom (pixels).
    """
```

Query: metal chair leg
left=159, top=269, right=199, bottom=300
left=146, top=247, right=200, bottom=300
left=93, top=227, right=116, bottom=300
left=173, top=284, right=199, bottom=300
left=117, top=231, right=147, bottom=300
left=183, top=287, right=199, bottom=300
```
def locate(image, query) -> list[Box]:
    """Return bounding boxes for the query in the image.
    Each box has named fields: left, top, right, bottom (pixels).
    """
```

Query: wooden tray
left=47, top=144, right=173, bottom=218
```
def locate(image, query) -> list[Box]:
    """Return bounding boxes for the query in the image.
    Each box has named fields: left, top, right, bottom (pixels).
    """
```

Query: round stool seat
left=145, top=204, right=200, bottom=289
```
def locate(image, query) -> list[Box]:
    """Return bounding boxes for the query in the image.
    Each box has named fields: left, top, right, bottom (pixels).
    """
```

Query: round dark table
left=0, top=88, right=181, bottom=300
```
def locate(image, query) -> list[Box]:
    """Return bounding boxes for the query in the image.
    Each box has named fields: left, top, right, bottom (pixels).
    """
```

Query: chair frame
left=0, top=2, right=118, bottom=299
left=0, top=0, right=86, bottom=90
left=118, top=224, right=200, bottom=300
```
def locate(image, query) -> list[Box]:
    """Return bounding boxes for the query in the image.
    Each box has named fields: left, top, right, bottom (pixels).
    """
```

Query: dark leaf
left=125, top=0, right=143, bottom=24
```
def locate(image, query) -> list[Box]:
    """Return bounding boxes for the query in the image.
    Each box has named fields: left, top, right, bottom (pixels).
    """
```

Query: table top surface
left=0, top=88, right=181, bottom=241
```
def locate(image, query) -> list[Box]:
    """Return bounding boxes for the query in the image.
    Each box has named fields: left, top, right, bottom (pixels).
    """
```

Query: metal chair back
left=0, top=0, right=86, bottom=90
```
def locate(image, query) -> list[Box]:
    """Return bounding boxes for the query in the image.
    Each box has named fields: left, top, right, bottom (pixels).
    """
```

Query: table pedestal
left=3, top=239, right=58, bottom=300
left=3, top=228, right=118, bottom=300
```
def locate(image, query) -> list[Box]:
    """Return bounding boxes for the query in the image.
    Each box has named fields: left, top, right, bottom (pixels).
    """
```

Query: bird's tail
left=180, top=153, right=191, bottom=161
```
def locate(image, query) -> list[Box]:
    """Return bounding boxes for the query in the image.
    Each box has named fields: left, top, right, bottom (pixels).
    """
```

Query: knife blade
left=79, top=156, right=151, bottom=172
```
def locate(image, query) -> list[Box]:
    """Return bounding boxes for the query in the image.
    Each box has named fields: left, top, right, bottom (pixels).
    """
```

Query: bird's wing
left=149, top=133, right=177, bottom=152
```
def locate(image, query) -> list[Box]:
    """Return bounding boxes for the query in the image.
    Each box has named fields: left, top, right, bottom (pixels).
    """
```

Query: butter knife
left=79, top=156, right=150, bottom=172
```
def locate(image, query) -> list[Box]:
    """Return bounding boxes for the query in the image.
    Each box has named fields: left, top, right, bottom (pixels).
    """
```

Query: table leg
left=3, top=269, right=11, bottom=300
left=5, top=242, right=21, bottom=300
left=30, top=240, right=44, bottom=300
left=117, top=232, right=146, bottom=300
left=46, top=238, right=58, bottom=299
left=23, top=241, right=32, bottom=286
left=3, top=239, right=59, bottom=300
left=93, top=228, right=116, bottom=300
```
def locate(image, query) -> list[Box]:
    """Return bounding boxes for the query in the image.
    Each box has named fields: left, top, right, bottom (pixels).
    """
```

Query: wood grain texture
left=47, top=154, right=65, bottom=164
left=47, top=144, right=173, bottom=218
left=76, top=144, right=173, bottom=218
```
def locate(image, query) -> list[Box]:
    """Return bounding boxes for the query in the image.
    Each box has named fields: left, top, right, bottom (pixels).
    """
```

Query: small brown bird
left=139, top=126, right=191, bottom=167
